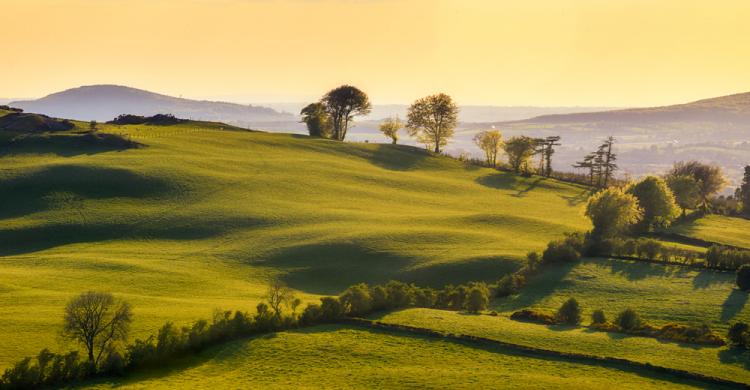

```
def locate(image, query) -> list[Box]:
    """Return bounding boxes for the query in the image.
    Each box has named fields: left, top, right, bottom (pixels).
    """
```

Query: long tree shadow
left=718, top=348, right=750, bottom=371
left=511, top=177, right=544, bottom=197
left=492, top=260, right=578, bottom=312
left=368, top=144, right=431, bottom=171
left=0, top=133, right=138, bottom=157
left=559, top=188, right=592, bottom=206
left=721, top=289, right=749, bottom=322
left=475, top=172, right=520, bottom=190
left=692, top=269, right=730, bottom=290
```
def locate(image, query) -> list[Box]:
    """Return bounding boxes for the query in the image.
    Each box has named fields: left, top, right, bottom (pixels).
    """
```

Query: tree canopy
left=503, top=136, right=538, bottom=174
left=586, top=187, right=643, bottom=239
left=321, top=85, right=372, bottom=141
left=63, top=291, right=132, bottom=366
left=379, top=117, right=403, bottom=144
left=667, top=161, right=726, bottom=209
left=473, top=130, right=503, bottom=167
left=627, top=176, right=680, bottom=231
left=406, top=93, right=459, bottom=153
left=666, top=175, right=701, bottom=215
left=300, top=102, right=332, bottom=138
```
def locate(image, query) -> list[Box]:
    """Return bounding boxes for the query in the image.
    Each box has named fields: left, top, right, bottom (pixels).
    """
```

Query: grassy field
left=0, top=121, right=590, bottom=367
left=374, top=256, right=750, bottom=383
left=667, top=215, right=750, bottom=249
left=81, top=325, right=718, bottom=389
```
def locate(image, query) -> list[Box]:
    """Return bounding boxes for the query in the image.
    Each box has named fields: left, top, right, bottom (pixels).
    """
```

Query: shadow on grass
left=0, top=133, right=137, bottom=158
left=258, top=243, right=521, bottom=295
left=587, top=257, right=689, bottom=282
left=0, top=216, right=267, bottom=256
left=368, top=144, right=431, bottom=171
left=492, top=261, right=578, bottom=312
left=718, top=348, right=750, bottom=370
left=475, top=173, right=552, bottom=198
left=692, top=269, right=731, bottom=290
left=721, top=289, right=749, bottom=322
left=559, top=188, right=592, bottom=206
left=0, top=164, right=176, bottom=220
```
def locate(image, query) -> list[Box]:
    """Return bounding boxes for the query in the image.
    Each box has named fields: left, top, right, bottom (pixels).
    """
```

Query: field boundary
left=342, top=318, right=749, bottom=389
left=650, top=231, right=750, bottom=251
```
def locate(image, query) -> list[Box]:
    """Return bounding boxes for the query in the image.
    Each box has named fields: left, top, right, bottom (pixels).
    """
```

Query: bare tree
left=62, top=291, right=131, bottom=366
left=265, top=278, right=295, bottom=318
left=406, top=93, right=459, bottom=154
left=473, top=130, right=503, bottom=167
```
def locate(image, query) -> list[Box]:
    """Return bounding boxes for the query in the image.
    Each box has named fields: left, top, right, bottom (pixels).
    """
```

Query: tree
left=597, top=137, right=617, bottom=187
left=321, top=85, right=372, bottom=141
left=473, top=130, right=503, bottom=167
left=666, top=175, right=701, bottom=216
left=591, top=309, right=607, bottom=325
left=738, top=166, right=750, bottom=216
left=627, top=176, right=680, bottom=231
left=667, top=161, right=726, bottom=210
left=378, top=117, right=403, bottom=144
left=339, top=283, right=373, bottom=316
left=585, top=187, right=643, bottom=239
left=556, top=297, right=582, bottom=325
left=503, top=136, right=538, bottom=174
left=406, top=93, right=459, bottom=153
left=465, top=283, right=489, bottom=313
left=737, top=264, right=750, bottom=291
left=728, top=322, right=749, bottom=348
left=62, top=291, right=132, bottom=367
left=300, top=102, right=332, bottom=138
left=540, top=136, right=561, bottom=177
left=573, top=153, right=597, bottom=185
left=265, top=278, right=294, bottom=318
left=89, top=120, right=98, bottom=133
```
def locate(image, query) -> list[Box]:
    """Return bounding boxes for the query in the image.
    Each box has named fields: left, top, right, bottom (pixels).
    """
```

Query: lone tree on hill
left=473, top=129, right=503, bottom=167
left=627, top=176, right=680, bottom=231
left=63, top=291, right=132, bottom=367
left=300, top=102, right=332, bottom=138
left=666, top=175, right=701, bottom=216
left=379, top=117, right=403, bottom=144
left=321, top=85, right=372, bottom=141
left=406, top=93, right=459, bottom=154
left=539, top=136, right=561, bottom=177
left=503, top=136, right=538, bottom=174
left=597, top=137, right=617, bottom=187
left=667, top=161, right=726, bottom=211
left=585, top=187, right=643, bottom=240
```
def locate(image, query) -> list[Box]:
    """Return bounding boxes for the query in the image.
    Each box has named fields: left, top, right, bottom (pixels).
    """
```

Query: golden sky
left=2, top=0, right=750, bottom=106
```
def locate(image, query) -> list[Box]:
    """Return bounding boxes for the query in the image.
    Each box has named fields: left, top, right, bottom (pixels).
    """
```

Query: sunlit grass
left=668, top=215, right=750, bottom=249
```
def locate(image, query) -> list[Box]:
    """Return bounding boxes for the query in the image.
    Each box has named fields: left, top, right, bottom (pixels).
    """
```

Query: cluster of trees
left=471, top=131, right=563, bottom=176
left=705, top=246, right=750, bottom=271
left=736, top=166, right=750, bottom=216
left=108, top=114, right=186, bottom=126
left=598, top=237, right=701, bottom=265
left=301, top=85, right=372, bottom=141
left=574, top=137, right=618, bottom=188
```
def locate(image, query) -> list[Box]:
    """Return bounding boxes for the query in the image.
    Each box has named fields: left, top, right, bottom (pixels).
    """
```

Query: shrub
left=300, top=303, right=322, bottom=325
left=615, top=308, right=642, bottom=330
left=339, top=283, right=373, bottom=316
left=465, top=283, right=490, bottom=313
left=591, top=309, right=607, bottom=325
left=542, top=239, right=581, bottom=263
left=737, top=265, right=750, bottom=291
left=495, top=273, right=526, bottom=297
left=319, top=297, right=345, bottom=322
left=385, top=281, right=413, bottom=308
left=556, top=298, right=582, bottom=325
left=370, top=285, right=388, bottom=310
left=636, top=239, right=663, bottom=260
left=413, top=287, right=436, bottom=308
left=728, top=322, right=750, bottom=348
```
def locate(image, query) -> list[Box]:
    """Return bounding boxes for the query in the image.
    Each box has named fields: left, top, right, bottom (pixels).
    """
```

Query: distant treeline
left=107, top=114, right=187, bottom=126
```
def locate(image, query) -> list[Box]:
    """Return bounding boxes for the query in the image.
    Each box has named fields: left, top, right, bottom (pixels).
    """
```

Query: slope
left=0, top=120, right=590, bottom=367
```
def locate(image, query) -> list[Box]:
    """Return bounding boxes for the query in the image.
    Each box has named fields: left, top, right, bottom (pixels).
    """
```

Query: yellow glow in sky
left=2, top=0, right=750, bottom=106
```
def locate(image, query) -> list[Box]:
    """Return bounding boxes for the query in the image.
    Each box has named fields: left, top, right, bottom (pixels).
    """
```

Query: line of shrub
left=0, top=279, right=495, bottom=390
left=510, top=301, right=725, bottom=347
left=107, top=114, right=187, bottom=126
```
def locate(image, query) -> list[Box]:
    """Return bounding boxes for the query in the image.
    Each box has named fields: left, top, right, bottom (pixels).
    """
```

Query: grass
left=0, top=121, right=590, bottom=368
left=375, top=308, right=750, bottom=385
left=667, top=214, right=750, bottom=249
left=80, top=325, right=716, bottom=389
left=373, top=256, right=750, bottom=383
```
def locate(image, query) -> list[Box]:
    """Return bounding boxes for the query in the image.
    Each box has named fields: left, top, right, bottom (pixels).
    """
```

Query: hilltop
left=10, top=85, right=293, bottom=123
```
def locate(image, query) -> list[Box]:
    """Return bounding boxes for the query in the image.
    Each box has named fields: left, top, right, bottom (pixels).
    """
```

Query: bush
left=542, top=239, right=581, bottom=263
left=556, top=298, right=582, bottom=325
left=319, top=297, right=345, bottom=321
left=728, top=322, right=750, bottom=348
left=370, top=285, right=388, bottom=310
left=465, top=283, right=490, bottom=313
left=615, top=308, right=642, bottom=330
left=736, top=265, right=750, bottom=292
left=495, top=273, right=526, bottom=297
left=339, top=283, right=372, bottom=316
left=707, top=245, right=750, bottom=270
left=591, top=309, right=607, bottom=325
left=385, top=281, right=413, bottom=308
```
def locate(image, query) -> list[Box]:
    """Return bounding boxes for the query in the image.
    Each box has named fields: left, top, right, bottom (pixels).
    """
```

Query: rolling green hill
left=0, top=120, right=590, bottom=367
left=375, top=256, right=750, bottom=384
left=81, top=325, right=717, bottom=389
left=667, top=215, right=750, bottom=249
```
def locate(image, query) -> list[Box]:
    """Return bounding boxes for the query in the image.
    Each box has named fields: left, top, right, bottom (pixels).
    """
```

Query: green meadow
left=0, top=121, right=590, bottom=367
left=375, top=255, right=750, bottom=383
left=80, top=325, right=717, bottom=390
left=668, top=215, right=750, bottom=249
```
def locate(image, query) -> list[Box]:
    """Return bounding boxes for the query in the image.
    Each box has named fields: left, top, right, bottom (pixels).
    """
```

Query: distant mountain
left=502, top=91, right=750, bottom=125
left=11, top=85, right=293, bottom=123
